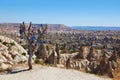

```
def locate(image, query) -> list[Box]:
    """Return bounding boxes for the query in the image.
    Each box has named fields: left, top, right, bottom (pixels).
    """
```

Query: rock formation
left=0, top=35, right=27, bottom=71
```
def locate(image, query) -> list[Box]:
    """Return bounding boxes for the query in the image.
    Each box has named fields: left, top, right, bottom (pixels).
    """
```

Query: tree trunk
left=57, top=55, right=60, bottom=64
left=28, top=53, right=32, bottom=70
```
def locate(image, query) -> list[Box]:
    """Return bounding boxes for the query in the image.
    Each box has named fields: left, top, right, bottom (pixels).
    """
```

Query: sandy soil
left=0, top=65, right=111, bottom=80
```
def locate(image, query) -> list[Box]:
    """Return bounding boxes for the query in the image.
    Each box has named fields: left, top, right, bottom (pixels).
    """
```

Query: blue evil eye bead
left=19, top=29, right=23, bottom=35
left=39, top=41, right=43, bottom=44
left=31, top=36, right=36, bottom=41
left=43, top=41, right=46, bottom=43
left=37, top=41, right=41, bottom=46
left=27, top=50, right=30, bottom=55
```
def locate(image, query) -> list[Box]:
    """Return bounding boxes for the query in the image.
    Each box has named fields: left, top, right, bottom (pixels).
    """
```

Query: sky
left=0, top=0, right=120, bottom=26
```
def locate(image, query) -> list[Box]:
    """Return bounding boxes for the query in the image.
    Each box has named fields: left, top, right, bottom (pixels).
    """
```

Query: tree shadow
left=8, top=68, right=29, bottom=74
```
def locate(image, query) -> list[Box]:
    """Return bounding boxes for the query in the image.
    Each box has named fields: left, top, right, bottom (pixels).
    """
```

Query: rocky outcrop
left=59, top=45, right=117, bottom=78
left=0, top=35, right=27, bottom=71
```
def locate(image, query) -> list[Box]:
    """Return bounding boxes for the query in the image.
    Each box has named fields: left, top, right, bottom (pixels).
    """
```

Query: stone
left=45, top=50, right=57, bottom=65
left=0, top=35, right=28, bottom=71
left=13, top=54, right=27, bottom=64
left=78, top=62, right=82, bottom=70
left=1, top=51, right=13, bottom=61
left=0, top=63, right=12, bottom=71
left=0, top=54, right=7, bottom=63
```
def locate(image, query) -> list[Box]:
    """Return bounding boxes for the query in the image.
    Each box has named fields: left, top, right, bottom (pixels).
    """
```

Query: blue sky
left=0, top=0, right=120, bottom=26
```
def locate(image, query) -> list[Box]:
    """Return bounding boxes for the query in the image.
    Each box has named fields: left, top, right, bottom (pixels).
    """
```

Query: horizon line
left=0, top=22, right=120, bottom=27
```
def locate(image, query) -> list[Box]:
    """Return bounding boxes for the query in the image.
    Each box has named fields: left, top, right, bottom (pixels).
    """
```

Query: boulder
left=0, top=62, right=12, bottom=71
left=0, top=35, right=28, bottom=71
left=13, top=54, right=27, bottom=64
left=0, top=54, right=7, bottom=63
left=0, top=35, right=27, bottom=54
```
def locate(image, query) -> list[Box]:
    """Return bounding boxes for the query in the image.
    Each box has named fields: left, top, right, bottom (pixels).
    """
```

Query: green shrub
left=2, top=42, right=15, bottom=47
left=9, top=42, right=15, bottom=46
left=34, top=59, right=41, bottom=64
left=22, top=53, right=26, bottom=56
left=69, top=49, right=76, bottom=53
left=2, top=42, right=8, bottom=46
left=21, top=44, right=28, bottom=49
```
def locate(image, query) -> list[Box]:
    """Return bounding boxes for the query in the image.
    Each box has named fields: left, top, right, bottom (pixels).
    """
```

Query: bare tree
left=19, top=22, right=47, bottom=70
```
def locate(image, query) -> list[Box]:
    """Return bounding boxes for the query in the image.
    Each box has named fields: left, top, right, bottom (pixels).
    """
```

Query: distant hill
left=34, top=24, right=72, bottom=31
left=70, top=26, right=120, bottom=31
left=1, top=23, right=120, bottom=31
left=0, top=23, right=72, bottom=31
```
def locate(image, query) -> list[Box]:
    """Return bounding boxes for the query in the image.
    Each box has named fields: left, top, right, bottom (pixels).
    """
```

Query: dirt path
left=0, top=65, right=111, bottom=80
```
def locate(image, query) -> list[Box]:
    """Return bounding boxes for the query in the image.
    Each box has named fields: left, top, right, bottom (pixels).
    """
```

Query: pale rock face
left=0, top=54, right=7, bottom=63
left=0, top=35, right=28, bottom=71
left=13, top=54, right=27, bottom=64
left=1, top=51, right=13, bottom=61
left=13, top=42, right=27, bottom=55
left=0, top=36, right=27, bottom=54
left=0, top=63, right=12, bottom=70
left=82, top=46, right=90, bottom=58
left=0, top=43, right=8, bottom=51
left=9, top=50, right=19, bottom=57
